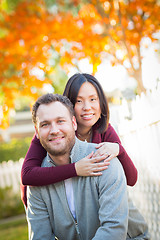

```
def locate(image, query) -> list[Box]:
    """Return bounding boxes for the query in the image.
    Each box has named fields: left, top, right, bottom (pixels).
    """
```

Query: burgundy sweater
left=21, top=123, right=137, bottom=207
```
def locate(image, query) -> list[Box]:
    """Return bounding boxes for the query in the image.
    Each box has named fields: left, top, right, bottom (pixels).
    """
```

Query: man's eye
left=58, top=120, right=65, bottom=123
left=41, top=123, right=48, bottom=127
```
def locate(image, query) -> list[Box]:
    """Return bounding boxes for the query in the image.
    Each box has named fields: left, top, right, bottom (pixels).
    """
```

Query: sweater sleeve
left=92, top=158, right=128, bottom=239
left=27, top=185, right=55, bottom=240
left=21, top=134, right=77, bottom=186
left=102, top=124, right=138, bottom=186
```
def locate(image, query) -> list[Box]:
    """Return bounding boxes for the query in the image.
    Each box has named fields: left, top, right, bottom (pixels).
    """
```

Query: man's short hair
left=32, top=93, right=74, bottom=125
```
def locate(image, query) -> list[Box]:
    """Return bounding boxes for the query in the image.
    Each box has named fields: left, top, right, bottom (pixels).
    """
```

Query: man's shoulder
left=41, top=155, right=50, bottom=167
left=82, top=140, right=97, bottom=152
left=98, top=157, right=126, bottom=185
left=78, top=137, right=97, bottom=150
left=72, top=139, right=97, bottom=161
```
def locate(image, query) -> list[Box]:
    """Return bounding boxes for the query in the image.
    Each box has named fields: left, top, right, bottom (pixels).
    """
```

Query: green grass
left=0, top=187, right=25, bottom=219
left=0, top=218, right=28, bottom=240
left=0, top=137, right=32, bottom=163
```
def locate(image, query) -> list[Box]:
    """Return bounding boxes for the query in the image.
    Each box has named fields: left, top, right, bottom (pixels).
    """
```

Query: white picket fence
left=0, top=158, right=23, bottom=192
left=115, top=85, right=160, bottom=240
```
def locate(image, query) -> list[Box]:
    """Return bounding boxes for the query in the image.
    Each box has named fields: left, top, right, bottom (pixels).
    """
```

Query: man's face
left=35, top=101, right=77, bottom=158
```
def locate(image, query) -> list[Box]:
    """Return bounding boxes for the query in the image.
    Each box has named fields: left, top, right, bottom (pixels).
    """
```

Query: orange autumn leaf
left=1, top=0, right=160, bottom=128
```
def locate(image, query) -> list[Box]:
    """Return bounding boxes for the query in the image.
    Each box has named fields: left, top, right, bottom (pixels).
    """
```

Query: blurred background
left=0, top=0, right=160, bottom=239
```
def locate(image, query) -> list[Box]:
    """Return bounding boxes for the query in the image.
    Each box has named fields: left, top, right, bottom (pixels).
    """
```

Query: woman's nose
left=83, top=101, right=91, bottom=110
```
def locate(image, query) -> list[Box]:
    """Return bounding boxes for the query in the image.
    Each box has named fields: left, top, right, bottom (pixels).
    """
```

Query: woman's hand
left=93, top=142, right=119, bottom=161
left=20, top=183, right=27, bottom=208
left=75, top=152, right=110, bottom=177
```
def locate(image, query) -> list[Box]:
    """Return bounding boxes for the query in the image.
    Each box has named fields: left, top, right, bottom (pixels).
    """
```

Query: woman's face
left=74, top=82, right=101, bottom=130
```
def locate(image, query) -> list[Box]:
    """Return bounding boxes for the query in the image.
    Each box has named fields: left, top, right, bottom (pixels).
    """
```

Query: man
left=27, top=93, right=128, bottom=240
left=27, top=93, right=150, bottom=240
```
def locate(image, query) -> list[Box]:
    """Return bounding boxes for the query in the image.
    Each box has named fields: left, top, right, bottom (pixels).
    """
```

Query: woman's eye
left=91, top=98, right=96, bottom=101
left=76, top=99, right=82, bottom=103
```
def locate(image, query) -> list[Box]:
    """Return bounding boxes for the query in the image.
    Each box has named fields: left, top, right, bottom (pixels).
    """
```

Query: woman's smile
left=81, top=113, right=95, bottom=120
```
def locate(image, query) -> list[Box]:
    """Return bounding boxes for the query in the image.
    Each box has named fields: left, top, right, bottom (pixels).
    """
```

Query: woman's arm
left=21, top=134, right=77, bottom=186
left=21, top=134, right=109, bottom=207
left=22, top=135, right=109, bottom=186
left=104, top=124, right=138, bottom=186
left=21, top=134, right=77, bottom=207
left=92, top=123, right=138, bottom=186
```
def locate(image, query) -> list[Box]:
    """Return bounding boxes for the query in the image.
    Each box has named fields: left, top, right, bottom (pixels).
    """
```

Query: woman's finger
left=93, top=149, right=106, bottom=157
left=94, top=162, right=110, bottom=169
left=90, top=154, right=109, bottom=163
left=95, top=143, right=105, bottom=149
left=89, top=165, right=109, bottom=176
left=85, top=151, right=94, bottom=159
left=104, top=154, right=115, bottom=161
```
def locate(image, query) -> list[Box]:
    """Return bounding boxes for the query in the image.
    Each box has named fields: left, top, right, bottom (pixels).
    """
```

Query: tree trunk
left=133, top=68, right=146, bottom=95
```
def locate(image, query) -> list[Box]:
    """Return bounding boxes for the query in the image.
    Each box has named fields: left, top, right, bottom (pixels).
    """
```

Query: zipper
left=75, top=220, right=80, bottom=235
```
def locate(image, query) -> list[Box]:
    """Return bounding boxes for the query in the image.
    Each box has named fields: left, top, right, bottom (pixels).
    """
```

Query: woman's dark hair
left=63, top=73, right=109, bottom=133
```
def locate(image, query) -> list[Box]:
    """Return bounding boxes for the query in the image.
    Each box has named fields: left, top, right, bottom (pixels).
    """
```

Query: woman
left=21, top=73, right=137, bottom=207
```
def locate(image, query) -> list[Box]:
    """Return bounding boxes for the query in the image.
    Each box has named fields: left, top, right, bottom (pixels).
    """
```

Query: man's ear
left=35, top=126, right=39, bottom=139
left=72, top=116, right=77, bottom=131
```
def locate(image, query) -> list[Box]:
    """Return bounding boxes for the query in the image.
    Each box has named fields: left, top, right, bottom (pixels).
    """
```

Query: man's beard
left=41, top=141, right=70, bottom=156
left=39, top=133, right=75, bottom=158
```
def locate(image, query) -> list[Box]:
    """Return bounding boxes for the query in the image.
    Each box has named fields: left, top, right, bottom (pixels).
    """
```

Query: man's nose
left=50, top=123, right=59, bottom=134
